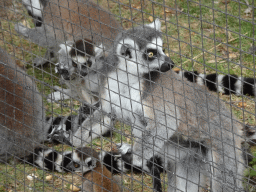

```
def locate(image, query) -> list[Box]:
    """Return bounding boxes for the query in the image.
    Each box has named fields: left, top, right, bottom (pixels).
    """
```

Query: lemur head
left=66, top=147, right=99, bottom=174
left=113, top=18, right=174, bottom=75
left=56, top=39, right=104, bottom=81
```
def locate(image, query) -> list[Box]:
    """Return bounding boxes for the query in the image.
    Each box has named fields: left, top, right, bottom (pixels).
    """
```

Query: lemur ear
left=120, top=44, right=132, bottom=59
left=146, top=18, right=161, bottom=31
left=59, top=42, right=73, bottom=54
left=94, top=44, right=104, bottom=58
left=71, top=39, right=94, bottom=58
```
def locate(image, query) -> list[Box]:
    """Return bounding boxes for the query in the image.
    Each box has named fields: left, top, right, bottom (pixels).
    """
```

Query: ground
left=0, top=0, right=256, bottom=191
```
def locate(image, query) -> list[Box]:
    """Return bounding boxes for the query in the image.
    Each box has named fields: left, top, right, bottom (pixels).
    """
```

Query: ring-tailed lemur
left=0, top=47, right=49, bottom=162
left=53, top=19, right=248, bottom=191
left=174, top=68, right=256, bottom=96
left=47, top=39, right=104, bottom=104
left=17, top=0, right=122, bottom=66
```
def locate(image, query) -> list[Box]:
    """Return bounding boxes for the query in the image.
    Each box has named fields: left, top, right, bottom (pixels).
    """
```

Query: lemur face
left=66, top=147, right=98, bottom=174
left=56, top=39, right=103, bottom=81
left=115, top=19, right=174, bottom=75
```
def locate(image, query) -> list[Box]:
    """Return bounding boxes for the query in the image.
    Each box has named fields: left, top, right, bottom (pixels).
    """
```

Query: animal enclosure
left=0, top=0, right=256, bottom=191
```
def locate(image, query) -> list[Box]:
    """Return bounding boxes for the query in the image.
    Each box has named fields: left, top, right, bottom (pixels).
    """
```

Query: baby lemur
left=0, top=47, right=48, bottom=162
left=66, top=147, right=121, bottom=192
left=55, top=19, right=247, bottom=191
left=17, top=0, right=121, bottom=66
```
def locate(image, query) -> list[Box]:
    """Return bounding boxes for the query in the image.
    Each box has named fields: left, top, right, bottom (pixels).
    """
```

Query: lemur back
left=18, top=0, right=121, bottom=52
left=0, top=48, right=47, bottom=162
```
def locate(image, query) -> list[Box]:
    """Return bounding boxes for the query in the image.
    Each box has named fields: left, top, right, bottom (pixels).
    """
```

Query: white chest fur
left=102, top=69, right=144, bottom=123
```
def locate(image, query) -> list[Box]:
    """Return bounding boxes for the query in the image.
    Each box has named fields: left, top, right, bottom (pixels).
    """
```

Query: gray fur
left=17, top=0, right=122, bottom=66
left=62, top=19, right=245, bottom=191
left=47, top=42, right=104, bottom=104
left=0, top=48, right=49, bottom=162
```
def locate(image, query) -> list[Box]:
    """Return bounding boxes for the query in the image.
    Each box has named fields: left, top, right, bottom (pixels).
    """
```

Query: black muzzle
left=55, top=64, right=71, bottom=80
left=159, top=56, right=175, bottom=72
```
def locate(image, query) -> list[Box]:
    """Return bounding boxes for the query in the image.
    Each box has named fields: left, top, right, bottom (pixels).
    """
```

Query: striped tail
left=24, top=147, right=73, bottom=173
left=45, top=102, right=100, bottom=143
left=174, top=68, right=256, bottom=96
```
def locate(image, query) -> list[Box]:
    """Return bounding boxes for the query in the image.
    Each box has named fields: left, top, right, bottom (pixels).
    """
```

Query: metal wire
left=0, top=0, right=256, bottom=191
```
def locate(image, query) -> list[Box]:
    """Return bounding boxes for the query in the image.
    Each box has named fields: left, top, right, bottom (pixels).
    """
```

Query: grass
left=0, top=0, right=256, bottom=191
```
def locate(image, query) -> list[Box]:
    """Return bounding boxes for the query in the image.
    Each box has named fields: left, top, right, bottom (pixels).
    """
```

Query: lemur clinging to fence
left=54, top=19, right=248, bottom=191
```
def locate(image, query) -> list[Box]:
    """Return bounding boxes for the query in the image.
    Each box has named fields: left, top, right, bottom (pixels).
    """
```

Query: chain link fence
left=0, top=0, right=256, bottom=191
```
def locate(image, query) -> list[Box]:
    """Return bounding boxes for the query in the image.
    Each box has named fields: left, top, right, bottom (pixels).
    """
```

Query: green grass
left=0, top=0, right=256, bottom=191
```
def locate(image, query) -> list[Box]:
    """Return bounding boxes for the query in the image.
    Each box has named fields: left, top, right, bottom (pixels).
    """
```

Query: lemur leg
left=70, top=110, right=113, bottom=146
left=165, top=145, right=207, bottom=192
left=207, top=148, right=244, bottom=192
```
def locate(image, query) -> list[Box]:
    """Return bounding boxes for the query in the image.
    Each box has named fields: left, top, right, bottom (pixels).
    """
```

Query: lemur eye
left=72, top=62, right=78, bottom=68
left=144, top=49, right=158, bottom=61
left=74, top=163, right=80, bottom=168
left=148, top=52, right=154, bottom=58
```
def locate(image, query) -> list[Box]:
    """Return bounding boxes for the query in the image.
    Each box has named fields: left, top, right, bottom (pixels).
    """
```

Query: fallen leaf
left=46, top=175, right=53, bottom=181
left=148, top=16, right=154, bottom=22
left=21, top=20, right=31, bottom=28
left=70, top=184, right=80, bottom=191
left=238, top=102, right=247, bottom=108
left=208, top=60, right=216, bottom=64
left=229, top=53, right=237, bottom=59
left=173, top=67, right=180, bottom=72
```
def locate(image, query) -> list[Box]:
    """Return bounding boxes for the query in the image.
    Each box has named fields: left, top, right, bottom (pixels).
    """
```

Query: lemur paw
left=15, top=23, right=29, bottom=37
left=117, top=143, right=132, bottom=154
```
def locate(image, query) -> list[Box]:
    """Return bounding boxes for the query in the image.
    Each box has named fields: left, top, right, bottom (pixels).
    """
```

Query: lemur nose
left=159, top=56, right=174, bottom=72
left=59, top=69, right=69, bottom=75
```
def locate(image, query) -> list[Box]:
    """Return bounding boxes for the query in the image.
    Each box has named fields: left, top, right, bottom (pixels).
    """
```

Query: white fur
left=59, top=43, right=72, bottom=54
left=197, top=74, right=206, bottom=86
left=146, top=37, right=164, bottom=53
left=146, top=18, right=161, bottom=31
left=72, top=55, right=88, bottom=64
left=35, top=149, right=53, bottom=170
left=85, top=157, right=92, bottom=165
left=72, top=151, right=80, bottom=162
left=177, top=71, right=183, bottom=78
left=234, top=77, right=243, bottom=95
left=55, top=154, right=64, bottom=172
left=22, top=0, right=43, bottom=18
left=217, top=74, right=225, bottom=93
left=94, top=44, right=104, bottom=57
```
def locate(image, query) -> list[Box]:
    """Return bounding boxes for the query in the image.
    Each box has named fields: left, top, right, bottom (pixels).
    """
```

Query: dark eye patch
left=143, top=49, right=158, bottom=61
left=87, top=60, right=92, bottom=68
left=74, top=163, right=80, bottom=168
left=72, top=61, right=78, bottom=67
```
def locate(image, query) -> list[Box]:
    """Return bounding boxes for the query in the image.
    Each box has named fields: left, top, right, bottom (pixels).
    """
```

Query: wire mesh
left=0, top=0, right=256, bottom=191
